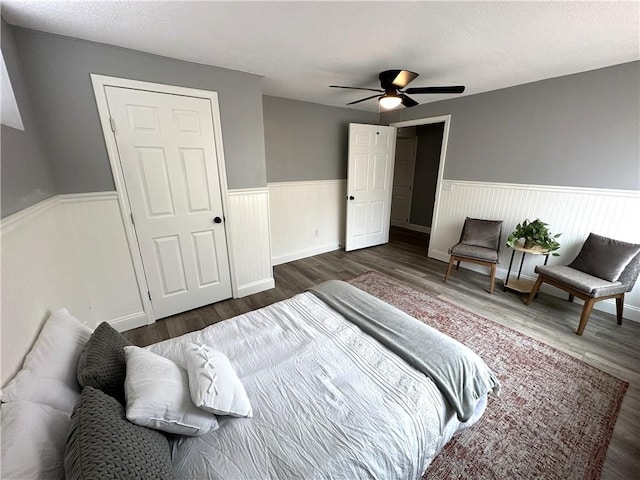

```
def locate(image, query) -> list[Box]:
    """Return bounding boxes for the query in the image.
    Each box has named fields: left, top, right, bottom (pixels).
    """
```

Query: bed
left=1, top=280, right=500, bottom=479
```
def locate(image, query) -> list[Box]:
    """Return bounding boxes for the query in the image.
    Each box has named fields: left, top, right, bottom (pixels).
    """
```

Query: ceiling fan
left=330, top=70, right=465, bottom=109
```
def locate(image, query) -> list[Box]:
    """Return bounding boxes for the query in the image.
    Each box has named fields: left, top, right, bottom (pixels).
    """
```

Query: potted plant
left=506, top=218, right=561, bottom=255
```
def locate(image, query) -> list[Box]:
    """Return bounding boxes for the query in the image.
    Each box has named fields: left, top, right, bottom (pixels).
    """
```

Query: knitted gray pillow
left=65, top=386, right=174, bottom=480
left=76, top=322, right=132, bottom=403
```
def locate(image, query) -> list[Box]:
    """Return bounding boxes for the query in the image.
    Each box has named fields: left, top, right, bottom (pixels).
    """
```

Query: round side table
left=503, top=245, right=550, bottom=293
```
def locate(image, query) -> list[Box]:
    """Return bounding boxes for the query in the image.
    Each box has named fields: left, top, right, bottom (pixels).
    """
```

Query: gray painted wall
left=263, top=96, right=378, bottom=182
left=12, top=28, right=267, bottom=192
left=383, top=62, right=640, bottom=190
left=1, top=20, right=56, bottom=217
left=410, top=123, right=444, bottom=227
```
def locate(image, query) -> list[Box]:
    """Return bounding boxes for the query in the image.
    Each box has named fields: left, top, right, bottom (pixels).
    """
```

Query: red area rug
left=347, top=271, right=627, bottom=480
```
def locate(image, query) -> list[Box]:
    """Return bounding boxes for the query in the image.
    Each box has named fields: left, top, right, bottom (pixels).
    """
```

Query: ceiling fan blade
left=392, top=70, right=419, bottom=88
left=330, top=85, right=383, bottom=93
left=400, top=94, right=419, bottom=108
left=404, top=86, right=466, bottom=94
left=379, top=70, right=419, bottom=89
left=346, top=94, right=382, bottom=105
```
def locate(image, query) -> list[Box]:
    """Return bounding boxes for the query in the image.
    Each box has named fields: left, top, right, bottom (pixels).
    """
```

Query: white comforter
left=149, top=292, right=486, bottom=479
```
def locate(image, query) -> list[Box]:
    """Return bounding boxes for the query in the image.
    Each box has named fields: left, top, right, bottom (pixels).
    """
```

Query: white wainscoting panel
left=226, top=188, right=274, bottom=297
left=1, top=194, right=146, bottom=386
left=60, top=193, right=146, bottom=331
left=269, top=180, right=346, bottom=265
left=430, top=180, right=640, bottom=321
left=1, top=197, right=83, bottom=386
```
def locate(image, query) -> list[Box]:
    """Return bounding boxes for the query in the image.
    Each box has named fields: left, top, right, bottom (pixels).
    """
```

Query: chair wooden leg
left=568, top=294, right=574, bottom=303
left=489, top=263, right=496, bottom=294
left=444, top=256, right=456, bottom=283
left=455, top=261, right=461, bottom=271
left=616, top=294, right=624, bottom=326
left=576, top=298, right=596, bottom=336
left=525, top=276, right=544, bottom=305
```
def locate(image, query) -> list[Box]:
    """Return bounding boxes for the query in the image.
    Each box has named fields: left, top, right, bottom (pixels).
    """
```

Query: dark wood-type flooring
left=125, top=227, right=640, bottom=479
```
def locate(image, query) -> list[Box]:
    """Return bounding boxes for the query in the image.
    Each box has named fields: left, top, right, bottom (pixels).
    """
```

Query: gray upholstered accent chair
left=444, top=217, right=503, bottom=294
left=526, top=233, right=640, bottom=336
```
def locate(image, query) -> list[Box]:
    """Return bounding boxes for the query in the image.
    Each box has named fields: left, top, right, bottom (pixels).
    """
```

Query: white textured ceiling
left=2, top=1, right=639, bottom=112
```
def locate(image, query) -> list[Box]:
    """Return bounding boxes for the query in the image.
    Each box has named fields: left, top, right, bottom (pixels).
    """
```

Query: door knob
left=213, top=216, right=223, bottom=224
left=349, top=196, right=355, bottom=200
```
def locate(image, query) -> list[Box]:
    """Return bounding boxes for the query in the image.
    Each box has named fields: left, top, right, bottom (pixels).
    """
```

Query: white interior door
left=391, top=137, right=417, bottom=227
left=105, top=86, right=232, bottom=319
left=345, top=123, right=397, bottom=251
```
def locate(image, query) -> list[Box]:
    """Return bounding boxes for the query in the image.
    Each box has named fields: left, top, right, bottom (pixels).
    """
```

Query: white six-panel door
left=345, top=123, right=397, bottom=251
left=105, top=86, right=232, bottom=319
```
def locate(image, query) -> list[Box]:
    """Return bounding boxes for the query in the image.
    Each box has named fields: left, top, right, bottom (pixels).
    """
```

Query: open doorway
left=389, top=115, right=451, bottom=252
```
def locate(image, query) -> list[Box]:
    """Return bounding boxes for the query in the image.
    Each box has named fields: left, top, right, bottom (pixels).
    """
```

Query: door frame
left=91, top=74, right=236, bottom=324
left=389, top=114, right=451, bottom=259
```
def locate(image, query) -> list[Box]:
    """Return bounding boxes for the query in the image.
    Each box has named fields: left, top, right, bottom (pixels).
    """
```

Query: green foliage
left=506, top=218, right=562, bottom=255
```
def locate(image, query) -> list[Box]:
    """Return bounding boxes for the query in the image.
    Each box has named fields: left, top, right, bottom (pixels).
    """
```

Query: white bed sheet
left=149, top=292, right=486, bottom=479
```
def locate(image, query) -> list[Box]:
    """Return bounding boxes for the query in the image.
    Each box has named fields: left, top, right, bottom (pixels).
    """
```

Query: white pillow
left=1, top=308, right=92, bottom=413
left=0, top=401, right=71, bottom=480
left=184, top=343, right=253, bottom=417
left=123, top=346, right=218, bottom=436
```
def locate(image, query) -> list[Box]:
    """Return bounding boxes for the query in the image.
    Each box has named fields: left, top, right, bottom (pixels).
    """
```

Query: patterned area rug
left=347, top=271, right=628, bottom=480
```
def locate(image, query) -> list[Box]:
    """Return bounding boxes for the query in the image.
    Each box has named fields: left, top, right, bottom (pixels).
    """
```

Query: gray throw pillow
left=461, top=217, right=503, bottom=250
left=569, top=233, right=640, bottom=282
left=76, top=322, right=132, bottom=403
left=65, top=387, right=173, bottom=480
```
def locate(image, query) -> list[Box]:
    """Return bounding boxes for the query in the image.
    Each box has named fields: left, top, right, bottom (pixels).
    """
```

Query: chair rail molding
left=430, top=179, right=640, bottom=321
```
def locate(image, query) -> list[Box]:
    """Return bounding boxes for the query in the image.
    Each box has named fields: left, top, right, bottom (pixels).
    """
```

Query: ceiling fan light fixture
left=379, top=93, right=402, bottom=110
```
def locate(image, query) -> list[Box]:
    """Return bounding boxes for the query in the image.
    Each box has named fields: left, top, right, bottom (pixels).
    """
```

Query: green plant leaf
left=507, top=218, right=561, bottom=253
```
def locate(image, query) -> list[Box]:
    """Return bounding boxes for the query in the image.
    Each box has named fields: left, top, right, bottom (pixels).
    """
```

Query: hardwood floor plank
left=196, top=304, right=223, bottom=327
left=123, top=229, right=640, bottom=479
left=165, top=310, right=206, bottom=339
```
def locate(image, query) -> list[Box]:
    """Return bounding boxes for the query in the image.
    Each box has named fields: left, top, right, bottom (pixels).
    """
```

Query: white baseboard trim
left=432, top=249, right=640, bottom=323
left=109, top=312, right=149, bottom=332
left=272, top=243, right=342, bottom=266
left=235, top=278, right=276, bottom=298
